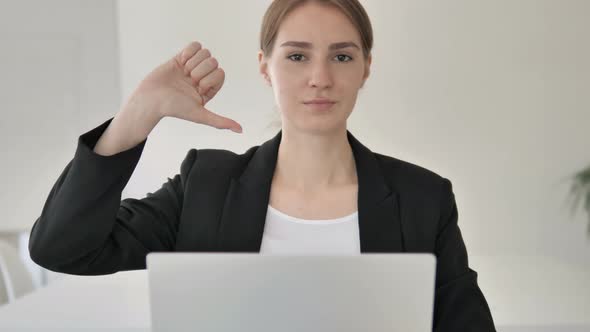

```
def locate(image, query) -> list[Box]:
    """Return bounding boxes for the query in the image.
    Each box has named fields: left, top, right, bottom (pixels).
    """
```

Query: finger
left=184, top=48, right=211, bottom=75
left=177, top=41, right=202, bottom=66
left=198, top=68, right=225, bottom=104
left=190, top=57, right=218, bottom=86
left=201, top=108, right=243, bottom=133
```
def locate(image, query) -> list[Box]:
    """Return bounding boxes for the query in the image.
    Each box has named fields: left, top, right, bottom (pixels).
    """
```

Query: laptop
left=146, top=253, right=436, bottom=332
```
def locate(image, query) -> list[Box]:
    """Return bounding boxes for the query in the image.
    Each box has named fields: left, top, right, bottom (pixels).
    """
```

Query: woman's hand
left=127, top=41, right=242, bottom=133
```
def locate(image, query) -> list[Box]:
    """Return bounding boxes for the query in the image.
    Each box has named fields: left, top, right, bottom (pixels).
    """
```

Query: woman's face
left=259, top=2, right=371, bottom=135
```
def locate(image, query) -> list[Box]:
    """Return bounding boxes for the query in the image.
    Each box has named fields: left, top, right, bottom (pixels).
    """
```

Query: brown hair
left=260, top=0, right=373, bottom=60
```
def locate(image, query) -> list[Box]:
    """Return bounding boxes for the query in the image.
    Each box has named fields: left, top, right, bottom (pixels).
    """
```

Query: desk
left=0, top=256, right=589, bottom=331
left=0, top=270, right=149, bottom=331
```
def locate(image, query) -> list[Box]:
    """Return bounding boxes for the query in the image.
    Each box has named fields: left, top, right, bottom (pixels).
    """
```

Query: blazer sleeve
left=432, top=178, right=496, bottom=331
left=29, top=118, right=197, bottom=276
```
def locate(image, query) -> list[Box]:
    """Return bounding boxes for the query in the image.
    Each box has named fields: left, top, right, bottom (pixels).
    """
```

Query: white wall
left=0, top=0, right=120, bottom=285
left=0, top=0, right=121, bottom=233
left=116, top=0, right=590, bottom=326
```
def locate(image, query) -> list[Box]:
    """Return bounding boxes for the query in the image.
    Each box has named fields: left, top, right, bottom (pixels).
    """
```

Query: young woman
left=29, top=0, right=496, bottom=330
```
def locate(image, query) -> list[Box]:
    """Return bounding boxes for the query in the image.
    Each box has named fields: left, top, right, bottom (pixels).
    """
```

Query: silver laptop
left=146, top=253, right=436, bottom=332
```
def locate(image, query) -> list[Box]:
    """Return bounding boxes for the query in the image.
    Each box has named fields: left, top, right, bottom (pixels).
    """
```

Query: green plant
left=569, top=165, right=590, bottom=235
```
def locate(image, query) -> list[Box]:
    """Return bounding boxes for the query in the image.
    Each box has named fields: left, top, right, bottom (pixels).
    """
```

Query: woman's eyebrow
left=280, top=41, right=360, bottom=50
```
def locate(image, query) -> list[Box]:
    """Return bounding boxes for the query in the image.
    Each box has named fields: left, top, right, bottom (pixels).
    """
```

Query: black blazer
left=29, top=118, right=496, bottom=331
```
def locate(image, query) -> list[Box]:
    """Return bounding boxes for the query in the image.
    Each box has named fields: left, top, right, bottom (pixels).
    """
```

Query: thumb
left=200, top=108, right=243, bottom=133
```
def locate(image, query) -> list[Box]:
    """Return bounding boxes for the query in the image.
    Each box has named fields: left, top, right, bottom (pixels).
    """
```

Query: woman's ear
left=258, top=51, right=272, bottom=87
left=361, top=54, right=372, bottom=89
left=363, top=54, right=372, bottom=80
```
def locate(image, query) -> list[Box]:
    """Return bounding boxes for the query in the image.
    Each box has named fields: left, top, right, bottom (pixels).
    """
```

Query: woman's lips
left=303, top=101, right=336, bottom=111
left=303, top=99, right=337, bottom=111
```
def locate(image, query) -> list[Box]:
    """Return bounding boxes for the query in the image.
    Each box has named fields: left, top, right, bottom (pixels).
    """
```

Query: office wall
left=0, top=0, right=120, bottom=285
left=0, top=0, right=120, bottom=233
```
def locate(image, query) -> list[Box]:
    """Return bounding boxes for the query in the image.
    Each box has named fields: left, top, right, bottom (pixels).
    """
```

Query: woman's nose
left=308, top=62, right=333, bottom=89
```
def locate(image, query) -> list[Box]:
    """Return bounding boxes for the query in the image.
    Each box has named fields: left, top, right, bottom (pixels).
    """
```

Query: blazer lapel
left=216, top=131, right=405, bottom=253
left=347, top=133, right=404, bottom=253
left=216, top=132, right=280, bottom=251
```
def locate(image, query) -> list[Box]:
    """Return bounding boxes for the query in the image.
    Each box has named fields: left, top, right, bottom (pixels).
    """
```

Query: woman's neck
left=273, top=127, right=357, bottom=192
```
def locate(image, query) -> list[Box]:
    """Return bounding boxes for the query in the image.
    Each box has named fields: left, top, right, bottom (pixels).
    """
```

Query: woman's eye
left=335, top=54, right=353, bottom=62
left=287, top=54, right=306, bottom=62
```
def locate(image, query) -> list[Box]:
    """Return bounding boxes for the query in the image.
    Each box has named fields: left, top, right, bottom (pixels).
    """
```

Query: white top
left=259, top=205, right=361, bottom=255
